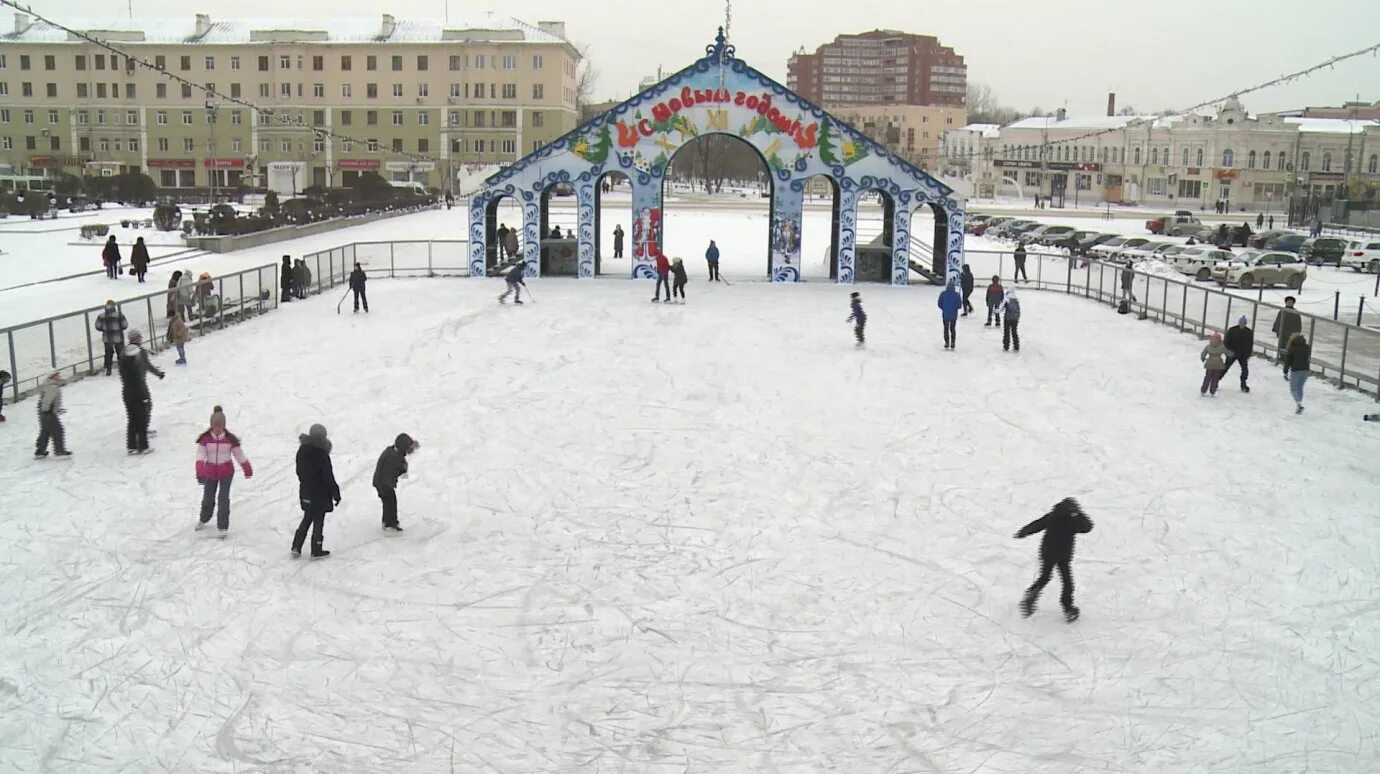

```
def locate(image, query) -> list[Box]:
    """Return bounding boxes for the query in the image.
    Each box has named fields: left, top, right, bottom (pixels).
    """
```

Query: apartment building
left=787, top=30, right=966, bottom=110
left=829, top=104, right=966, bottom=170
left=0, top=13, right=580, bottom=191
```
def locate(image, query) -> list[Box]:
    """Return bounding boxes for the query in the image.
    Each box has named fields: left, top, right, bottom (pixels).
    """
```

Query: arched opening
left=538, top=184, right=578, bottom=276
left=661, top=133, right=774, bottom=281
left=800, top=175, right=839, bottom=281
left=484, top=194, right=523, bottom=274
left=594, top=170, right=632, bottom=275
left=907, top=201, right=956, bottom=284
left=854, top=190, right=896, bottom=283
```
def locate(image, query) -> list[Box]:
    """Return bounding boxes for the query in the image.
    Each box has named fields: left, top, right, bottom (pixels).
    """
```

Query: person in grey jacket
left=94, top=300, right=128, bottom=376
left=372, top=432, right=419, bottom=531
left=1120, top=266, right=1137, bottom=302
left=1200, top=332, right=1229, bottom=396
left=34, top=372, right=70, bottom=458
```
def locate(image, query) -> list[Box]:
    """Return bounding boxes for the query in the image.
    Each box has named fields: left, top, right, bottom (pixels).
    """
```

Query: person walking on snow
left=670, top=257, right=689, bottom=302
left=280, top=255, right=294, bottom=303
left=373, top=432, right=419, bottom=532
left=613, top=224, right=625, bottom=258
left=960, top=265, right=975, bottom=316
left=1200, top=332, right=1229, bottom=396
left=705, top=240, right=721, bottom=281
left=846, top=291, right=867, bottom=347
left=984, top=275, right=1005, bottom=327
left=497, top=223, right=511, bottom=259
left=1272, top=296, right=1302, bottom=368
left=503, top=227, right=520, bottom=262
left=1002, top=289, right=1022, bottom=352
left=34, top=372, right=70, bottom=458
left=1013, top=240, right=1029, bottom=283
left=652, top=251, right=672, bottom=302
left=1283, top=332, right=1311, bottom=415
left=94, top=300, right=128, bottom=376
left=166, top=271, right=183, bottom=319
left=498, top=259, right=526, bottom=304
left=194, top=405, right=253, bottom=537
left=118, top=330, right=164, bottom=454
left=294, top=423, right=340, bottom=558
left=167, top=313, right=190, bottom=365
left=1016, top=497, right=1094, bottom=622
left=130, top=237, right=150, bottom=283
left=1256, top=213, right=1264, bottom=229
left=1222, top=316, right=1254, bottom=393
left=938, top=281, right=962, bottom=350
left=349, top=262, right=369, bottom=313
left=102, top=236, right=122, bottom=280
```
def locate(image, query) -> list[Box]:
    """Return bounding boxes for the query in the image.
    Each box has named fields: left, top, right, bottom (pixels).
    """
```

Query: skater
left=194, top=405, right=254, bottom=536
left=503, top=227, right=520, bottom=262
left=349, top=262, right=369, bottom=312
left=497, top=223, right=511, bottom=258
left=176, top=270, right=195, bottom=321
left=846, top=291, right=866, bottom=347
left=652, top=250, right=672, bottom=302
left=280, top=255, right=293, bottom=303
left=1271, top=296, right=1302, bottom=368
left=166, top=271, right=182, bottom=319
left=1002, top=289, right=1022, bottom=352
left=118, top=330, right=164, bottom=454
left=984, top=275, right=1005, bottom=327
left=1268, top=215, right=1274, bottom=230
left=0, top=369, right=8, bottom=423
left=1200, top=332, right=1229, bottom=396
left=167, top=313, right=189, bottom=365
left=938, top=281, right=962, bottom=350
left=34, top=372, right=70, bottom=458
left=292, top=259, right=308, bottom=299
left=444, top=190, right=454, bottom=209
left=1222, top=316, right=1254, bottom=392
left=293, top=423, right=340, bottom=558
left=705, top=240, right=721, bottom=281
left=94, top=300, right=128, bottom=376
left=1013, top=241, right=1029, bottom=283
left=613, top=224, right=625, bottom=258
left=373, top=432, right=418, bottom=532
left=1120, top=265, right=1137, bottom=303
left=1015, top=497, right=1094, bottom=622
left=960, top=264, right=975, bottom=316
left=130, top=236, right=150, bottom=283
left=670, top=256, right=688, bottom=302
left=498, top=258, right=526, bottom=304
left=102, top=235, right=121, bottom=279
left=1283, top=332, right=1311, bottom=414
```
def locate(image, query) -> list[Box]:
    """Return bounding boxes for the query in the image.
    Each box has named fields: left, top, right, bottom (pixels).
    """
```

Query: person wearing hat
left=984, top=275, right=1005, bottom=327
left=129, top=236, right=150, bottom=283
left=1200, top=332, right=1230, bottom=397
left=1222, top=316, right=1254, bottom=393
left=670, top=257, right=688, bottom=303
left=194, top=406, right=253, bottom=536
left=294, top=423, right=340, bottom=558
left=938, top=280, right=963, bottom=350
left=167, top=312, right=190, bottom=365
left=34, top=372, right=70, bottom=458
left=498, top=258, right=525, bottom=305
left=349, top=262, right=369, bottom=312
left=176, top=270, right=195, bottom=321
left=373, top=433, right=419, bottom=532
left=1271, top=296, right=1302, bottom=368
left=1015, top=497, right=1094, bottom=623
left=94, top=300, right=128, bottom=376
left=280, top=256, right=294, bottom=303
left=846, top=291, right=867, bottom=347
left=102, top=235, right=122, bottom=280
left=118, top=329, right=164, bottom=454
left=1001, top=288, right=1022, bottom=353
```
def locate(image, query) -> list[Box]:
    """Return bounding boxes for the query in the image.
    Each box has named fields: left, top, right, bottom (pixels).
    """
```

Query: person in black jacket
left=102, top=236, right=122, bottom=279
left=1013, top=241, right=1029, bottom=282
left=1015, top=497, right=1094, bottom=622
left=846, top=291, right=866, bottom=347
left=670, top=257, right=688, bottom=303
left=280, top=256, right=293, bottom=303
left=130, top=237, right=150, bottom=283
left=1222, top=316, right=1254, bottom=393
left=373, top=432, right=418, bottom=531
left=496, top=223, right=511, bottom=258
left=294, top=423, right=340, bottom=558
left=498, top=259, right=526, bottom=304
left=959, top=265, right=975, bottom=315
left=118, top=330, right=164, bottom=453
left=349, top=262, right=369, bottom=312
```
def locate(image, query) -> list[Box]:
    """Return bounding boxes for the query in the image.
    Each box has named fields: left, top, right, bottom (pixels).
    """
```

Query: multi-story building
left=0, top=12, right=580, bottom=192
left=828, top=104, right=966, bottom=170
left=787, top=30, right=965, bottom=109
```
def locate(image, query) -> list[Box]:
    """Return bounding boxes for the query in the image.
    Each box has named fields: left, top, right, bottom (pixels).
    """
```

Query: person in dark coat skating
left=670, top=257, right=688, bottom=302
left=705, top=240, right=721, bottom=281
left=1013, top=240, right=1029, bottom=282
left=118, top=330, right=164, bottom=453
left=1222, top=316, right=1254, bottom=393
left=1001, top=289, right=1022, bottom=352
left=613, top=224, right=625, bottom=258
left=280, top=256, right=293, bottom=302
left=498, top=259, right=526, bottom=304
left=349, top=262, right=369, bottom=312
left=985, top=276, right=1004, bottom=327
left=129, top=237, right=150, bottom=283
left=846, top=291, right=866, bottom=347
left=373, top=432, right=418, bottom=532
left=937, top=281, right=962, bottom=350
left=102, top=236, right=122, bottom=279
left=293, top=423, right=340, bottom=558
left=94, top=300, right=128, bottom=376
left=1015, top=497, right=1094, bottom=622
left=959, top=265, right=975, bottom=315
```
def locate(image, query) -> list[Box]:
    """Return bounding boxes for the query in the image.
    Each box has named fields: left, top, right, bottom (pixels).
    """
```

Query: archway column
left=943, top=202, right=965, bottom=286
left=629, top=175, right=663, bottom=279
left=835, top=187, right=859, bottom=284
left=522, top=198, right=541, bottom=278
left=467, top=195, right=487, bottom=277
left=575, top=179, right=597, bottom=278
left=770, top=185, right=803, bottom=282
left=890, top=202, right=914, bottom=286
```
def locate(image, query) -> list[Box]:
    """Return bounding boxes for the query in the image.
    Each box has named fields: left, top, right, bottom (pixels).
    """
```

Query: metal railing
left=300, top=240, right=470, bottom=288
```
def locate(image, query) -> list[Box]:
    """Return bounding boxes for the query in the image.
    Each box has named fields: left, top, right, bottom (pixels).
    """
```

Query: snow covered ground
left=1, top=278, right=1378, bottom=772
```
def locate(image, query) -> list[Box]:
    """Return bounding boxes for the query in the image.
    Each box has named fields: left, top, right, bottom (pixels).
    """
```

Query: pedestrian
left=938, top=281, right=962, bottom=350
left=280, top=255, right=293, bottom=303
left=497, top=223, right=511, bottom=258
left=301, top=260, right=312, bottom=298
left=498, top=258, right=526, bottom=304
left=176, top=270, right=195, bottom=321
left=194, top=405, right=254, bottom=537
left=444, top=190, right=454, bottom=210
left=503, top=227, right=520, bottom=261
left=1016, top=497, right=1094, bottom=623
left=167, top=313, right=189, bottom=365
left=166, top=271, right=182, bottom=319
left=349, top=262, right=369, bottom=313
left=846, top=291, right=866, bottom=348
left=94, top=300, right=128, bottom=376
left=1283, top=332, right=1311, bottom=415
left=1256, top=213, right=1264, bottom=229
left=1268, top=215, right=1275, bottom=230
left=1222, top=315, right=1254, bottom=393
left=960, top=265, right=975, bottom=315
left=1186, top=236, right=1197, bottom=246
left=373, top=432, right=418, bottom=532
left=130, top=236, right=150, bottom=283
left=705, top=240, right=721, bottom=281
left=1271, top=296, right=1302, bottom=366
left=293, top=423, right=340, bottom=559
left=102, top=235, right=121, bottom=279
left=33, top=372, right=71, bottom=458
left=1238, top=222, right=1252, bottom=248
left=670, top=257, right=688, bottom=302
left=1120, top=265, right=1137, bottom=302
left=292, top=259, right=307, bottom=299
left=613, top=224, right=625, bottom=258
left=550, top=225, right=563, bottom=239
left=1200, top=332, right=1229, bottom=396
left=118, top=330, right=164, bottom=454
left=984, top=275, right=1005, bottom=327
left=652, top=250, right=672, bottom=302
left=1216, top=223, right=1230, bottom=245
left=1002, top=288, right=1022, bottom=352
left=1013, top=241, right=1028, bottom=282
left=0, top=369, right=9, bottom=423
left=196, top=271, right=215, bottom=312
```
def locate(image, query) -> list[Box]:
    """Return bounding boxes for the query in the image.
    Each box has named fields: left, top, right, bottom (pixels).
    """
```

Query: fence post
left=1096, top=261, right=1104, bottom=302
left=1179, top=284, right=1187, bottom=331
left=1201, top=291, right=1209, bottom=335
left=1084, top=261, right=1092, bottom=298
left=1374, top=272, right=1378, bottom=298
left=1339, top=327, right=1349, bottom=384
left=1358, top=297, right=1366, bottom=327
left=1257, top=282, right=1264, bottom=306
left=1224, top=295, right=1233, bottom=331
left=84, top=310, right=94, bottom=374
left=1160, top=279, right=1168, bottom=324
left=47, top=320, right=57, bottom=368
left=390, top=243, right=396, bottom=279
left=428, top=241, right=435, bottom=277
left=7, top=332, right=17, bottom=403
left=145, top=297, right=155, bottom=349
left=217, top=278, right=225, bottom=329
left=1065, top=255, right=1071, bottom=293
left=1335, top=291, right=1341, bottom=320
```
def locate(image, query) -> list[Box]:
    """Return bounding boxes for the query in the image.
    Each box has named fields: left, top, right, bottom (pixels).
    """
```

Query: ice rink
left=1, top=277, right=1378, bottom=772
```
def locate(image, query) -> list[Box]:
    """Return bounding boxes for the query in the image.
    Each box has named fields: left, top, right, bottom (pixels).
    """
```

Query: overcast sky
left=21, top=0, right=1380, bottom=116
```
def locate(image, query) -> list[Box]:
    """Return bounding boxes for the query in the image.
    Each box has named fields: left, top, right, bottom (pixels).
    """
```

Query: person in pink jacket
left=195, top=405, right=253, bottom=537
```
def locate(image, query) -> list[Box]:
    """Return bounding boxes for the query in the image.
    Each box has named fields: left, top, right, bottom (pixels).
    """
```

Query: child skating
left=1015, top=497, right=1094, bottom=622
left=1200, top=332, right=1229, bottom=396
left=670, top=257, right=688, bottom=303
left=194, top=406, right=254, bottom=537
left=34, top=372, right=71, bottom=458
left=498, top=259, right=526, bottom=304
left=846, top=292, right=866, bottom=348
left=373, top=432, right=419, bottom=532
left=168, top=314, right=189, bottom=365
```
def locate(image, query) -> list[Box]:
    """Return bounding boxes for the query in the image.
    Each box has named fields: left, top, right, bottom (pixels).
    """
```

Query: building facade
left=787, top=30, right=965, bottom=109
left=0, top=13, right=580, bottom=192
left=829, top=104, right=965, bottom=170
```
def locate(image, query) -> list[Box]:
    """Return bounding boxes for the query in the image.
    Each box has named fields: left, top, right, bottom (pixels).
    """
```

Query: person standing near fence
left=938, top=281, right=962, bottom=350
left=984, top=275, right=1005, bottom=327
left=1200, top=332, right=1229, bottom=397
left=1120, top=265, right=1137, bottom=303
left=166, top=271, right=182, bottom=319
left=349, top=262, right=369, bottom=312
left=118, top=330, right=163, bottom=454
left=194, top=405, right=254, bottom=537
left=167, top=313, right=190, bottom=365
left=1283, top=332, right=1311, bottom=415
left=497, top=223, right=511, bottom=259
left=1271, top=296, right=1302, bottom=368
left=94, top=300, right=128, bottom=377
left=33, top=372, right=70, bottom=459
left=292, top=259, right=307, bottom=300
left=130, top=237, right=150, bottom=283
left=176, top=271, right=195, bottom=321
left=503, top=228, right=520, bottom=263
left=280, top=256, right=294, bottom=303
left=1013, top=241, right=1029, bottom=283
left=102, top=236, right=122, bottom=280
left=1002, top=289, right=1022, bottom=353
left=1222, top=316, right=1254, bottom=393
left=960, top=265, right=975, bottom=316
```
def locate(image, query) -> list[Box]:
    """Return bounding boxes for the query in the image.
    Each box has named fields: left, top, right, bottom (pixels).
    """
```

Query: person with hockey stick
left=118, top=330, right=164, bottom=454
left=294, top=423, right=340, bottom=558
left=194, top=405, right=254, bottom=537
left=1015, top=497, right=1094, bottom=622
left=349, top=262, right=369, bottom=313
left=373, top=432, right=419, bottom=532
left=34, top=372, right=70, bottom=458
left=498, top=258, right=526, bottom=304
left=846, top=291, right=866, bottom=348
left=94, top=300, right=128, bottom=376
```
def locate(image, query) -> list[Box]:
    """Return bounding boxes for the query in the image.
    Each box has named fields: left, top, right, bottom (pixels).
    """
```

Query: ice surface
left=1, top=277, right=1378, bottom=772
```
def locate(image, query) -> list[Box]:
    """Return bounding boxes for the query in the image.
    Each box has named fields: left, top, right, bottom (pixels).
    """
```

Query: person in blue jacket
left=938, top=281, right=963, bottom=350
left=846, top=291, right=866, bottom=347
left=705, top=240, right=721, bottom=282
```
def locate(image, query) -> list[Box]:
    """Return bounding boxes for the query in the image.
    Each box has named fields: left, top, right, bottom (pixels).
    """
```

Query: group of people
left=845, top=272, right=1022, bottom=354
left=1192, top=297, right=1312, bottom=413
left=280, top=257, right=314, bottom=301
left=101, top=235, right=153, bottom=282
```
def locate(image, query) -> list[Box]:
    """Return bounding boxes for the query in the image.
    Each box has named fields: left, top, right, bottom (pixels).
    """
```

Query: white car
left=1117, top=241, right=1176, bottom=264
left=1172, top=247, right=1235, bottom=281
left=1090, top=236, right=1149, bottom=261
left=1212, top=251, right=1308, bottom=290
left=1341, top=239, right=1380, bottom=273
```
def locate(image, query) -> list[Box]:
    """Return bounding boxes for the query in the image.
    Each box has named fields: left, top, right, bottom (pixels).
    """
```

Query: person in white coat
left=35, top=372, right=71, bottom=458
left=176, top=271, right=196, bottom=321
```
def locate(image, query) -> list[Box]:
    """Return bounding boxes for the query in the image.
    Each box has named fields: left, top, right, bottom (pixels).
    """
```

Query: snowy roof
left=1281, top=117, right=1380, bottom=135
left=1005, top=115, right=1154, bottom=131
left=956, top=123, right=1002, bottom=137
left=1, top=14, right=567, bottom=45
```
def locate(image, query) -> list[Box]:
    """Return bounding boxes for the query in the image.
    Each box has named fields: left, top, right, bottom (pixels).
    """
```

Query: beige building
left=0, top=13, right=580, bottom=192
left=830, top=104, right=966, bottom=170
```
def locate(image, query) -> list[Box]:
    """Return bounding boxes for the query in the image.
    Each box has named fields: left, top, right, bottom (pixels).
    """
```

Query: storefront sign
left=338, top=159, right=381, bottom=170
left=993, top=160, right=1038, bottom=169
left=204, top=158, right=245, bottom=169
left=146, top=159, right=196, bottom=169
left=1214, top=169, right=1239, bottom=180
left=29, top=155, right=91, bottom=167
left=1048, top=161, right=1100, bottom=172
left=619, top=87, right=820, bottom=151
left=384, top=160, right=437, bottom=172
left=1308, top=172, right=1345, bottom=182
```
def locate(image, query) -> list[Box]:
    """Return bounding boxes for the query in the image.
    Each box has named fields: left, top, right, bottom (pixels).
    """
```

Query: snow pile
left=1133, top=258, right=1180, bottom=277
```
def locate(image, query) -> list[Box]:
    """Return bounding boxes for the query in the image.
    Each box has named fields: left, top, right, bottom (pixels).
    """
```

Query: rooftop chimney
left=1107, top=92, right=1116, bottom=117
left=380, top=14, right=396, bottom=39
left=194, top=13, right=211, bottom=38
left=15, top=12, right=31, bottom=34
left=537, top=21, right=566, bottom=39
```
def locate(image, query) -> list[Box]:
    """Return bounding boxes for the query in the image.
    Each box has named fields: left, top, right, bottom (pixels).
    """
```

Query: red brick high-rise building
left=787, top=30, right=966, bottom=109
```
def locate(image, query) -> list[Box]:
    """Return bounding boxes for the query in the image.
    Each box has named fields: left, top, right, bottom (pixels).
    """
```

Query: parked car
left=1090, top=236, right=1150, bottom=260
left=963, top=215, right=993, bottom=234
left=1247, top=229, right=1288, bottom=249
left=1213, top=251, right=1308, bottom=289
left=1076, top=232, right=1119, bottom=254
left=1300, top=236, right=1350, bottom=267
left=1267, top=233, right=1307, bottom=254
left=972, top=216, right=1012, bottom=237
left=988, top=218, right=1034, bottom=238
left=1146, top=214, right=1203, bottom=236
left=1172, top=246, right=1235, bottom=281
left=1007, top=221, right=1044, bottom=240
left=1341, top=239, right=1380, bottom=273
left=1118, top=241, right=1176, bottom=264
left=1030, top=225, right=1078, bottom=246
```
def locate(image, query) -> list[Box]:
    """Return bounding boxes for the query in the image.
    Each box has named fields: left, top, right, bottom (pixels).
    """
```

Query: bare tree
left=1117, top=105, right=1139, bottom=116
left=573, top=43, right=599, bottom=113
left=965, top=81, right=1024, bottom=125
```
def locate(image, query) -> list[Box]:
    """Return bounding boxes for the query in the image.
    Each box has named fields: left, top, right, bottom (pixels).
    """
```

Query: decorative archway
left=468, top=29, right=964, bottom=285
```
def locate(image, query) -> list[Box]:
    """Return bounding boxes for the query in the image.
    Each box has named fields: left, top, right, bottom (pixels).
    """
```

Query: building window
left=367, top=110, right=378, bottom=125
left=97, top=137, right=109, bottom=151
left=532, top=84, right=544, bottom=99
left=341, top=55, right=352, bottom=71
left=367, top=83, right=378, bottom=99
left=449, top=55, right=462, bottom=71
left=75, top=55, right=87, bottom=71
left=341, top=84, right=352, bottom=98
left=500, top=111, right=516, bottom=127
left=180, top=55, right=191, bottom=71
left=230, top=110, right=242, bottom=125
left=532, top=111, right=544, bottom=128
left=474, top=55, right=485, bottom=69
left=1300, top=152, right=1310, bottom=171
left=1195, top=148, right=1203, bottom=166
left=128, top=138, right=138, bottom=152
left=368, top=139, right=379, bottom=152
left=181, top=83, right=192, bottom=98
left=157, top=137, right=169, bottom=152
left=1321, top=152, right=1332, bottom=172
left=230, top=138, right=241, bottom=153
left=1263, top=151, right=1271, bottom=170
left=258, top=55, right=269, bottom=71
left=259, top=139, right=270, bottom=152
left=313, top=136, right=324, bottom=153
left=532, top=55, right=544, bottom=69
left=280, top=139, right=291, bottom=153
left=342, top=139, right=352, bottom=152
left=449, top=83, right=462, bottom=98
left=1151, top=148, right=1158, bottom=165
left=126, top=110, right=137, bottom=124
left=502, top=84, right=517, bottom=99
left=280, top=83, right=291, bottom=97
left=392, top=83, right=403, bottom=97
left=22, top=109, right=33, bottom=124
left=1277, top=153, right=1286, bottom=171
left=1370, top=154, right=1378, bottom=174
left=414, top=138, right=427, bottom=153
left=392, top=111, right=404, bottom=126
left=181, top=110, right=192, bottom=125
left=313, top=83, right=324, bottom=98
left=502, top=139, right=516, bottom=154
left=312, top=55, right=323, bottom=72
left=339, top=109, right=352, bottom=126
left=473, top=138, right=483, bottom=153
left=502, top=55, right=516, bottom=70
left=280, top=55, right=291, bottom=70
left=184, top=138, right=195, bottom=152
left=259, top=84, right=270, bottom=98
left=1221, top=149, right=1234, bottom=168
left=204, top=55, right=215, bottom=70
left=1133, top=146, right=1141, bottom=165
left=1247, top=150, right=1256, bottom=169
left=367, top=55, right=377, bottom=71
left=416, top=55, right=428, bottom=71
left=80, top=110, right=92, bottom=124
left=312, top=109, right=325, bottom=125
left=127, top=84, right=136, bottom=99
left=418, top=112, right=429, bottom=125
left=472, top=111, right=486, bottom=128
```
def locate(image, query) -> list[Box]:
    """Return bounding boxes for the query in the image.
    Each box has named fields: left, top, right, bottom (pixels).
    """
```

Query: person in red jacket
left=652, top=251, right=672, bottom=303
left=194, top=405, right=253, bottom=537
